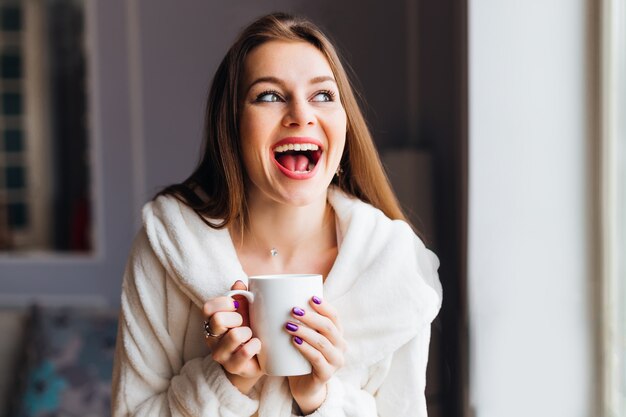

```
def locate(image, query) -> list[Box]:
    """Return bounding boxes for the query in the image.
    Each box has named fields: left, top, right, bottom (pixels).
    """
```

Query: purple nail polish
left=292, top=307, right=305, bottom=317
left=233, top=300, right=240, bottom=309
left=294, top=336, right=303, bottom=345
left=285, top=322, right=298, bottom=332
left=312, top=296, right=322, bottom=305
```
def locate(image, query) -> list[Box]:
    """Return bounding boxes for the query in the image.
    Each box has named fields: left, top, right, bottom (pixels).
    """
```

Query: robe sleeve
left=111, top=229, right=260, bottom=417
left=289, top=324, right=433, bottom=417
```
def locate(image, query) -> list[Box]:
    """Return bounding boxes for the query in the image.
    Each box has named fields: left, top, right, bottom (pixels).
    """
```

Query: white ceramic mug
left=226, top=273, right=323, bottom=376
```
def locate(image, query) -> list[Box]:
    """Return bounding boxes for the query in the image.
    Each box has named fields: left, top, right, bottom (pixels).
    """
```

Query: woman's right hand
left=203, top=280, right=263, bottom=394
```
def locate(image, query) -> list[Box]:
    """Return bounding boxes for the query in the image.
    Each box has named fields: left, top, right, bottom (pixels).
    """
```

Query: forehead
left=242, top=40, right=335, bottom=85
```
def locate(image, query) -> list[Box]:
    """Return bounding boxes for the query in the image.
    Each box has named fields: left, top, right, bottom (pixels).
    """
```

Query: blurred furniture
left=0, top=308, right=27, bottom=416
left=0, top=306, right=117, bottom=417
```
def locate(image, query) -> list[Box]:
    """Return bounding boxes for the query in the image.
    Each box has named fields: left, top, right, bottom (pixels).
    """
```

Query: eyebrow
left=245, top=75, right=337, bottom=94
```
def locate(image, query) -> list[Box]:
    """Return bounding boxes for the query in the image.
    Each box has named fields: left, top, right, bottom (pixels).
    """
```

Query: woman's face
left=238, top=40, right=347, bottom=207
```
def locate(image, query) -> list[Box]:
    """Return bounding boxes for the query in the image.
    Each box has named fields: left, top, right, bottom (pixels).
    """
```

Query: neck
left=235, top=191, right=335, bottom=264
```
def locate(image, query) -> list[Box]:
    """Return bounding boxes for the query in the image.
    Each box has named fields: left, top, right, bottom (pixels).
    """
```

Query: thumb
left=231, top=280, right=247, bottom=291
left=230, top=280, right=251, bottom=327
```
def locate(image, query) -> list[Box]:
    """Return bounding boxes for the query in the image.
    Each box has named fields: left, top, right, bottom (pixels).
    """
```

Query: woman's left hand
left=285, top=296, right=346, bottom=415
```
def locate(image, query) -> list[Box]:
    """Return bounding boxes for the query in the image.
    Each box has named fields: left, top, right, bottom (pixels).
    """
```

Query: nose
left=282, top=99, right=315, bottom=127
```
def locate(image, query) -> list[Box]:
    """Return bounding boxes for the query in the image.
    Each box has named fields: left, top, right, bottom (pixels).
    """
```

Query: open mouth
left=273, top=142, right=323, bottom=175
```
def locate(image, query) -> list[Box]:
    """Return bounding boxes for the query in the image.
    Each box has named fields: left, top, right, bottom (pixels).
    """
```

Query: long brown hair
left=156, top=12, right=406, bottom=228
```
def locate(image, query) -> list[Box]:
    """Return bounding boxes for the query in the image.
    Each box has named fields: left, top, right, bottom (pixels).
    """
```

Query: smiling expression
left=238, top=40, right=348, bottom=207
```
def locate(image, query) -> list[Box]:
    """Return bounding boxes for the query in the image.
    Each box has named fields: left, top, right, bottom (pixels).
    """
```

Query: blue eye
left=312, top=90, right=336, bottom=102
left=256, top=91, right=283, bottom=102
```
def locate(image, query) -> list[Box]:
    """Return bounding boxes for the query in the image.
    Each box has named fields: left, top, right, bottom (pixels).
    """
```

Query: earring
left=335, top=165, right=343, bottom=176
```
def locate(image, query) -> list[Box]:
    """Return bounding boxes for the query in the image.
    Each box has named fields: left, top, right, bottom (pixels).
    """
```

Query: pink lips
left=272, top=137, right=323, bottom=180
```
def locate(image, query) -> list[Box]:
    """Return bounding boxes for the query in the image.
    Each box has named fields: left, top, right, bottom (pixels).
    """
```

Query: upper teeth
left=273, top=143, right=320, bottom=153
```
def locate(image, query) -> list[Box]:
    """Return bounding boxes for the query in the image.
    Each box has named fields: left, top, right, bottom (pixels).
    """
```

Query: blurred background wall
left=0, top=0, right=426, bottom=304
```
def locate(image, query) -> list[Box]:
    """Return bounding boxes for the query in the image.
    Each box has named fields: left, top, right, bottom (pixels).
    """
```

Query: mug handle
left=226, top=289, right=254, bottom=303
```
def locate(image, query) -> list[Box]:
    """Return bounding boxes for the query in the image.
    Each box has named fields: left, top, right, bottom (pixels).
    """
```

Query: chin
left=273, top=181, right=331, bottom=207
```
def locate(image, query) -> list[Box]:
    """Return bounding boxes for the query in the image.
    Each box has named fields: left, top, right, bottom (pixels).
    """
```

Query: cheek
left=239, top=126, right=273, bottom=184
left=238, top=112, right=254, bottom=147
left=238, top=117, right=260, bottom=176
left=328, top=111, right=347, bottom=151
left=332, top=106, right=347, bottom=134
left=239, top=108, right=273, bottom=146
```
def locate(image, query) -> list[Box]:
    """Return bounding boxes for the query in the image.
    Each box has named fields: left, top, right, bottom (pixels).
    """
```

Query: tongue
left=277, top=154, right=310, bottom=172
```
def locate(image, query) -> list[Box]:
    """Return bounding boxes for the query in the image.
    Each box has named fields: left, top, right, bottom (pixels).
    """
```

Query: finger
left=230, top=280, right=253, bottom=328
left=224, top=338, right=262, bottom=377
left=209, top=311, right=243, bottom=336
left=309, top=296, right=342, bottom=333
left=308, top=297, right=346, bottom=349
left=231, top=337, right=262, bottom=362
left=230, top=280, right=247, bottom=291
left=211, top=326, right=252, bottom=363
left=203, top=296, right=240, bottom=318
left=285, top=322, right=344, bottom=369
left=290, top=335, right=335, bottom=382
left=290, top=306, right=345, bottom=351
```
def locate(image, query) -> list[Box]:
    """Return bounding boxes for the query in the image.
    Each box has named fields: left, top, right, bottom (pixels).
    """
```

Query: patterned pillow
left=10, top=306, right=118, bottom=417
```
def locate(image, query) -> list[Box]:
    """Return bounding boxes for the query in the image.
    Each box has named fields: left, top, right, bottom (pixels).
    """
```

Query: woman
left=112, top=12, right=442, bottom=417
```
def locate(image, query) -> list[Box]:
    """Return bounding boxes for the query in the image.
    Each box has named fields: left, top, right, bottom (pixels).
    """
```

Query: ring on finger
left=204, top=319, right=224, bottom=338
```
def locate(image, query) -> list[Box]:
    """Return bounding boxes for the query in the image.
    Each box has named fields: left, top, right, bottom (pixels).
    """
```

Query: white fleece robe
left=112, top=187, right=442, bottom=417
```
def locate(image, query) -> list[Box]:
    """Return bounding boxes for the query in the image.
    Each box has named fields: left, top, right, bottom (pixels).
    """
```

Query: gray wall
left=0, top=1, right=419, bottom=306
